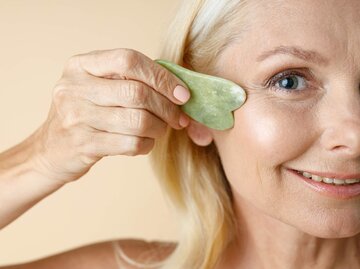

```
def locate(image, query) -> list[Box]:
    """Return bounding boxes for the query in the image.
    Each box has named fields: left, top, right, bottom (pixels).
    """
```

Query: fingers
left=56, top=76, right=187, bottom=130
left=82, top=131, right=155, bottom=157
left=55, top=94, right=169, bottom=139
left=82, top=104, right=168, bottom=139
left=39, top=48, right=190, bottom=183
left=66, top=48, right=190, bottom=105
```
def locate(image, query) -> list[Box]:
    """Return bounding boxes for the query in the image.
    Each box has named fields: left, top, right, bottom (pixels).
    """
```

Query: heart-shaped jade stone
left=155, top=59, right=247, bottom=130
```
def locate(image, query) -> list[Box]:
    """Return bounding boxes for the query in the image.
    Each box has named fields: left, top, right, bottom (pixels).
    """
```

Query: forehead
left=246, top=0, right=360, bottom=33
left=217, top=0, right=360, bottom=75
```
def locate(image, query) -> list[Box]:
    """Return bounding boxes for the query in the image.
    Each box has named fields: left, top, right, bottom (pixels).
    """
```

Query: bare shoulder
left=0, top=238, right=177, bottom=269
left=113, top=238, right=178, bottom=269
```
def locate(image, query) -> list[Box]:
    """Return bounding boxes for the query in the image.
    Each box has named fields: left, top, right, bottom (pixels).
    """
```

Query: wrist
left=0, top=129, right=65, bottom=229
left=26, top=127, right=69, bottom=187
left=0, top=127, right=66, bottom=188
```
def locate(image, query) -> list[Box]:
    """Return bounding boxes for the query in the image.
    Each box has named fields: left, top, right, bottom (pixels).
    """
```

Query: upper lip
left=288, top=168, right=360, bottom=180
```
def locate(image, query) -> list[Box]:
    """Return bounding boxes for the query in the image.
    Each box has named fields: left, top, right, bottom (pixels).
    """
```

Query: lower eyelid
left=273, top=83, right=320, bottom=96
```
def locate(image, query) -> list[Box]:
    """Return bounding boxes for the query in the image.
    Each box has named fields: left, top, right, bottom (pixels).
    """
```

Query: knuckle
left=139, top=138, right=155, bottom=155
left=153, top=68, right=173, bottom=94
left=124, top=82, right=148, bottom=106
left=131, top=137, right=144, bottom=154
left=65, top=54, right=81, bottom=71
left=79, top=154, right=97, bottom=166
left=52, top=80, right=71, bottom=101
left=136, top=110, right=153, bottom=133
left=161, top=103, right=179, bottom=126
left=124, top=137, right=140, bottom=156
left=62, top=107, right=82, bottom=129
left=119, top=48, right=138, bottom=58
left=52, top=86, right=67, bottom=104
left=114, top=48, right=140, bottom=72
left=149, top=95, right=179, bottom=129
left=118, top=108, right=157, bottom=137
left=128, top=109, right=143, bottom=130
left=52, top=81, right=84, bottom=129
left=110, top=108, right=124, bottom=123
left=128, top=137, right=153, bottom=156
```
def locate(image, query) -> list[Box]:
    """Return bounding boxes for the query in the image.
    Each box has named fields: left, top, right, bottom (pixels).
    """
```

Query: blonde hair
left=149, top=1, right=249, bottom=268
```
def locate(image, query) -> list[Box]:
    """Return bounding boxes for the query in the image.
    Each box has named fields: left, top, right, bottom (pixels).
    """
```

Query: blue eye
left=269, top=71, right=307, bottom=93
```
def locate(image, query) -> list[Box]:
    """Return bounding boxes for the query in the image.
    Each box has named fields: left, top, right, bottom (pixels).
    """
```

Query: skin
left=3, top=0, right=360, bottom=267
left=186, top=0, right=360, bottom=268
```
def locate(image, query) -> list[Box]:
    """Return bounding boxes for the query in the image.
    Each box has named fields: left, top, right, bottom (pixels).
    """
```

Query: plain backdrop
left=0, top=0, right=181, bottom=265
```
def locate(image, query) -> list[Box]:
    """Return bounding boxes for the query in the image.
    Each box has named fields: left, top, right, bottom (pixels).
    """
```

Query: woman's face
left=207, top=0, right=360, bottom=237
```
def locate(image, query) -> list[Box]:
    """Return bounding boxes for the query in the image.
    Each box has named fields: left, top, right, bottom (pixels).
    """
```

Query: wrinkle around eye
left=242, top=78, right=324, bottom=105
left=246, top=64, right=324, bottom=96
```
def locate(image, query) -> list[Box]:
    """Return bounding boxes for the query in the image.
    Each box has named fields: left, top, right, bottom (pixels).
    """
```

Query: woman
left=1, top=0, right=360, bottom=268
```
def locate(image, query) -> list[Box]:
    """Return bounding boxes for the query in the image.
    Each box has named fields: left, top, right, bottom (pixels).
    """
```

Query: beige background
left=0, top=0, right=181, bottom=265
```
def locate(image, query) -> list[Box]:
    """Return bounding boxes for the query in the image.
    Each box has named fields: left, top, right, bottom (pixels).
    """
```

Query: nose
left=319, top=86, right=360, bottom=158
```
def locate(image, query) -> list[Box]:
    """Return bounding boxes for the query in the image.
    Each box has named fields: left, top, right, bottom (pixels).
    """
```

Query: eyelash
left=266, top=70, right=310, bottom=94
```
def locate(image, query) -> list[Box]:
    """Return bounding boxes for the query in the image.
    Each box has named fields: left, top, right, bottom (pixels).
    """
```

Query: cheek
left=214, top=101, right=315, bottom=195
left=226, top=103, right=313, bottom=168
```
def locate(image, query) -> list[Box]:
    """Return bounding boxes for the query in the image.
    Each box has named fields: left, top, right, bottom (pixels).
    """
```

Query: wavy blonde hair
left=148, top=1, right=250, bottom=268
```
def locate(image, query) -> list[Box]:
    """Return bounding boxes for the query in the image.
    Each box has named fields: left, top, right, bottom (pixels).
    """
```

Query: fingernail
left=173, top=85, right=190, bottom=103
left=179, top=113, right=190, bottom=127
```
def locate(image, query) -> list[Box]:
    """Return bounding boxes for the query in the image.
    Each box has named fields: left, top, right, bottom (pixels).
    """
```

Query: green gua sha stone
left=155, top=59, right=247, bottom=130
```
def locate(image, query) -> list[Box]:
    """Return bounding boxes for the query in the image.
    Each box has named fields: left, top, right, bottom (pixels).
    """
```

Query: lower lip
left=287, top=168, right=360, bottom=200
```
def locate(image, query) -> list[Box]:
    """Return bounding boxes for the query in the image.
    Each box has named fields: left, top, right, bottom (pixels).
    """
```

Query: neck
left=218, top=196, right=360, bottom=269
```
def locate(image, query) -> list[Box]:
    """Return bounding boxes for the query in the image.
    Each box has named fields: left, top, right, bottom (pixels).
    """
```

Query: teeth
left=312, top=175, right=322, bottom=182
left=333, top=178, right=345, bottom=185
left=297, top=170, right=360, bottom=185
left=323, top=177, right=334, bottom=184
left=345, top=178, right=360, bottom=184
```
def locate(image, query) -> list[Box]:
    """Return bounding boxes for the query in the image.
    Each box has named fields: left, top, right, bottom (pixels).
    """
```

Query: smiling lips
left=294, top=170, right=360, bottom=185
left=287, top=168, right=360, bottom=199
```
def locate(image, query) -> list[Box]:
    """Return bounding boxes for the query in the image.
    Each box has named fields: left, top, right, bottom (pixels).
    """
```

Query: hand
left=32, top=48, right=190, bottom=184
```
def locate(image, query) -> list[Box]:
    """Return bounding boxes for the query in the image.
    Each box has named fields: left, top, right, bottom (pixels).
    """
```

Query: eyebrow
left=256, top=45, right=329, bottom=65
